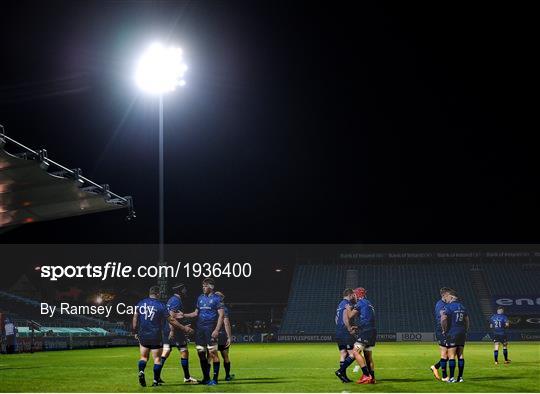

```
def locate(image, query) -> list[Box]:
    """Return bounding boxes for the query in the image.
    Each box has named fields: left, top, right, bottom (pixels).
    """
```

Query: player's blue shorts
left=356, top=329, right=377, bottom=349
left=445, top=331, right=466, bottom=348
left=492, top=333, right=508, bottom=343
left=336, top=332, right=355, bottom=351
left=435, top=330, right=446, bottom=346
left=139, top=337, right=163, bottom=350
left=196, top=325, right=218, bottom=347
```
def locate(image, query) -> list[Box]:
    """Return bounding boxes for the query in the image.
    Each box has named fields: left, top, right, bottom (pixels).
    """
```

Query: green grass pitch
left=1, top=342, right=539, bottom=392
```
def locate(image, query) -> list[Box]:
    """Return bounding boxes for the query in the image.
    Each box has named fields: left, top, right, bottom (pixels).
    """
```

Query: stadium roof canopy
left=0, top=125, right=134, bottom=229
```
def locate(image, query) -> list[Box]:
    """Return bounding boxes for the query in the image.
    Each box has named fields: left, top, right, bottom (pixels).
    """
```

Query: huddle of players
left=132, top=278, right=234, bottom=387
left=334, top=285, right=512, bottom=385
left=334, top=287, right=377, bottom=384
left=429, top=287, right=469, bottom=383
left=429, top=287, right=511, bottom=383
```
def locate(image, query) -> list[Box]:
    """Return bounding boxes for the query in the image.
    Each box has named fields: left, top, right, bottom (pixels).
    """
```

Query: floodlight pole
left=158, top=94, right=168, bottom=299
left=159, top=94, right=164, bottom=264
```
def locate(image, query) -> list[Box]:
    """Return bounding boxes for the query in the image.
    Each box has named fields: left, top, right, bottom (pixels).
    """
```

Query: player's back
left=137, top=297, right=166, bottom=342
left=355, top=298, right=375, bottom=330
left=445, top=300, right=468, bottom=333
left=166, top=294, right=183, bottom=313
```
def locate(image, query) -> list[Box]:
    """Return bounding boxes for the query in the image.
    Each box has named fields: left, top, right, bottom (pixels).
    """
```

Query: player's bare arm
left=183, top=310, right=198, bottom=318
left=440, top=312, right=448, bottom=333
left=167, top=315, right=193, bottom=335
left=132, top=311, right=139, bottom=338
left=224, top=316, right=232, bottom=346
left=344, top=308, right=358, bottom=334
left=212, top=308, right=225, bottom=338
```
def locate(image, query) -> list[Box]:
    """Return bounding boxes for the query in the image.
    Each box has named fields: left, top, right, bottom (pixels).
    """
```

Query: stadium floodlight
left=135, top=42, right=187, bottom=297
left=135, top=42, right=187, bottom=95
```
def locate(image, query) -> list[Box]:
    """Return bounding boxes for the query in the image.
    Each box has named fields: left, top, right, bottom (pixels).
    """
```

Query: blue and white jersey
left=196, top=293, right=224, bottom=327
left=336, top=299, right=354, bottom=337
left=434, top=299, right=446, bottom=333
left=167, top=295, right=184, bottom=313
left=490, top=314, right=508, bottom=335
left=136, top=297, right=167, bottom=342
left=442, top=300, right=468, bottom=334
left=353, top=298, right=376, bottom=331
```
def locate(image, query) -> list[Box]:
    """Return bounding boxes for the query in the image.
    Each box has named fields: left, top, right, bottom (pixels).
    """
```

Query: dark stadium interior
left=1, top=3, right=539, bottom=384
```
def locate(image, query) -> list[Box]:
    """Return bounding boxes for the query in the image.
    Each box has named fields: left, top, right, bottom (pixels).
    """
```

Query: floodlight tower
left=135, top=42, right=187, bottom=298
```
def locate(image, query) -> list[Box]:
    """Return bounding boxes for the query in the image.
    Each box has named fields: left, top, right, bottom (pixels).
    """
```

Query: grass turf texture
left=0, top=342, right=539, bottom=392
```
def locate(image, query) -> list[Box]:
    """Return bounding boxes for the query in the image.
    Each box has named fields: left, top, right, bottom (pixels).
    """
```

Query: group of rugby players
left=334, top=287, right=377, bottom=384
left=429, top=287, right=470, bottom=383
left=132, top=278, right=234, bottom=387
left=336, top=286, right=512, bottom=385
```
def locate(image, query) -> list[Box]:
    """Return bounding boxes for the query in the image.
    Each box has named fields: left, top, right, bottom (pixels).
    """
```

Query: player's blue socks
left=440, top=358, right=448, bottom=378
left=366, top=366, right=375, bottom=380
left=181, top=358, right=191, bottom=379
left=434, top=360, right=441, bottom=369
left=339, top=356, right=354, bottom=373
left=224, top=361, right=231, bottom=378
left=494, top=350, right=499, bottom=362
left=213, top=362, right=220, bottom=382
left=361, top=366, right=370, bottom=377
left=448, top=359, right=456, bottom=378
left=458, top=359, right=464, bottom=378
left=199, top=358, right=210, bottom=381
left=153, top=363, right=162, bottom=382
left=138, top=360, right=147, bottom=372
left=161, top=356, right=168, bottom=368
left=503, top=349, right=508, bottom=361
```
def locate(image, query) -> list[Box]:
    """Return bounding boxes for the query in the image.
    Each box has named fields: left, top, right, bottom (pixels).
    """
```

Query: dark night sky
left=0, top=2, right=537, bottom=243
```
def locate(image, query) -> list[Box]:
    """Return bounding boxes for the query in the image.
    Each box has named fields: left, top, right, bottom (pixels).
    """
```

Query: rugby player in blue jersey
left=215, top=291, right=234, bottom=381
left=160, top=283, right=197, bottom=383
left=490, top=306, right=510, bottom=365
left=430, top=287, right=453, bottom=381
left=440, top=290, right=469, bottom=383
left=344, top=287, right=376, bottom=385
left=132, top=286, right=190, bottom=387
left=334, top=288, right=357, bottom=383
left=183, top=278, right=225, bottom=385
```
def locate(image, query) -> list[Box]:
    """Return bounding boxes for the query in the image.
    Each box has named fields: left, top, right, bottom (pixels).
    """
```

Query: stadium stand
left=280, top=262, right=536, bottom=335
left=481, top=264, right=540, bottom=295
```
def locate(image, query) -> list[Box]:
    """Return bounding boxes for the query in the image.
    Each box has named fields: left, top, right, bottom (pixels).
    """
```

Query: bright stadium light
left=135, top=42, right=187, bottom=95
left=134, top=41, right=188, bottom=298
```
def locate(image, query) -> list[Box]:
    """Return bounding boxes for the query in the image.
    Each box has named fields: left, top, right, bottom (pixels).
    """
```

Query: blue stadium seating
left=481, top=265, right=539, bottom=295
left=279, top=263, right=528, bottom=335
